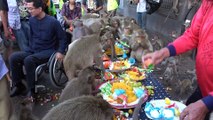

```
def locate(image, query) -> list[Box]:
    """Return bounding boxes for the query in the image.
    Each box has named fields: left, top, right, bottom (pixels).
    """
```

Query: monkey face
left=124, top=28, right=132, bottom=36
left=131, top=36, right=146, bottom=50
left=112, top=20, right=119, bottom=28
left=78, top=66, right=98, bottom=84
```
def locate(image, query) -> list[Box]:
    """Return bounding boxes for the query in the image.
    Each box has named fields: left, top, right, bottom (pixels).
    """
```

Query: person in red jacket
left=143, top=0, right=213, bottom=120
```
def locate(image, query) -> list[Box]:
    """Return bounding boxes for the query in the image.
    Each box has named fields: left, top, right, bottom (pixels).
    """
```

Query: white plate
left=145, top=99, right=186, bottom=120
left=99, top=81, right=148, bottom=109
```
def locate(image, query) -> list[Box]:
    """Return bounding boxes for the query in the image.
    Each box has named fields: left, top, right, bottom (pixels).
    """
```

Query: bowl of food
left=144, top=98, right=186, bottom=120
left=99, top=80, right=148, bottom=109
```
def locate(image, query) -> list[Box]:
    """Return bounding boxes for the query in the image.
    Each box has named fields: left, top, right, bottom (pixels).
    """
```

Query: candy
left=162, top=109, right=175, bottom=119
left=114, top=89, right=125, bottom=96
left=117, top=95, right=127, bottom=105
left=112, top=89, right=125, bottom=99
left=128, top=57, right=136, bottom=65
left=122, top=53, right=128, bottom=59
left=150, top=109, right=161, bottom=119
left=174, top=108, right=180, bottom=116
left=133, top=88, right=144, bottom=98
left=128, top=109, right=133, bottom=115
left=100, top=82, right=112, bottom=96
left=165, top=97, right=171, bottom=105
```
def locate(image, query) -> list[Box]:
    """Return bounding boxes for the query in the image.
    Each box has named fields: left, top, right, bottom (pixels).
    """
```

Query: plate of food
left=144, top=98, right=186, bottom=120
left=109, top=60, right=131, bottom=72
left=119, top=67, right=146, bottom=81
left=99, top=80, right=148, bottom=109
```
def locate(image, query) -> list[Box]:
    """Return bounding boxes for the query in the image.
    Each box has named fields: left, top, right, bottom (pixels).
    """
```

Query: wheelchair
left=35, top=52, right=68, bottom=92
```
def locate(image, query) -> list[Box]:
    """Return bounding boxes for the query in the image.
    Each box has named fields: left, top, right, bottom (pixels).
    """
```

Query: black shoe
left=23, top=90, right=33, bottom=97
left=10, top=84, right=26, bottom=97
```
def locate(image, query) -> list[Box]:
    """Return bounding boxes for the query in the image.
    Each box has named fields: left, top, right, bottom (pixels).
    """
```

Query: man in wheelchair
left=9, top=0, right=67, bottom=98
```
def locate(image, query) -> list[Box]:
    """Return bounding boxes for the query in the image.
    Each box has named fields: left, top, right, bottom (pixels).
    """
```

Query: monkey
left=131, top=48, right=151, bottom=63
left=63, top=34, right=105, bottom=80
left=58, top=66, right=97, bottom=103
left=100, top=27, right=117, bottom=60
left=71, top=20, right=93, bottom=42
left=175, top=79, right=196, bottom=100
left=18, top=99, right=39, bottom=120
left=19, top=96, right=113, bottom=120
left=109, top=17, right=120, bottom=29
left=129, top=29, right=153, bottom=63
left=82, top=18, right=106, bottom=34
left=42, top=95, right=113, bottom=120
left=65, top=19, right=92, bottom=43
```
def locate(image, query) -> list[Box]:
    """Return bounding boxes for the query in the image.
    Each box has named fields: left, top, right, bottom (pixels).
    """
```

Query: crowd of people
left=0, top=0, right=213, bottom=120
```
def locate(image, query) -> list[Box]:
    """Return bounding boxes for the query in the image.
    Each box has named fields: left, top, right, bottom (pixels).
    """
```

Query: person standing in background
left=18, top=0, right=31, bottom=48
left=75, top=0, right=81, bottom=7
left=82, top=0, right=103, bottom=14
left=0, top=1, right=12, bottom=119
left=107, top=0, right=119, bottom=17
left=61, top=0, right=81, bottom=44
left=0, top=55, right=12, bottom=120
left=0, top=0, right=13, bottom=65
left=0, top=0, right=10, bottom=39
left=7, top=0, right=29, bottom=51
left=134, top=0, right=147, bottom=30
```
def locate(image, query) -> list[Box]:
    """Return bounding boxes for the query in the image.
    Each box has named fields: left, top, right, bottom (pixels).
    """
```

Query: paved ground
left=11, top=72, right=62, bottom=119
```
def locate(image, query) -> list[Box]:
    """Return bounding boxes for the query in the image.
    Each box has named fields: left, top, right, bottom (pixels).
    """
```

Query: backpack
left=146, top=0, right=162, bottom=14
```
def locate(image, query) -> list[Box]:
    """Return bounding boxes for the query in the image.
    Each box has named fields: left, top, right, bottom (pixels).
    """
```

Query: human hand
left=91, top=9, right=96, bottom=13
left=67, top=20, right=72, bottom=26
left=142, top=47, right=170, bottom=65
left=180, top=100, right=209, bottom=120
left=3, top=28, right=11, bottom=40
left=55, top=52, right=64, bottom=62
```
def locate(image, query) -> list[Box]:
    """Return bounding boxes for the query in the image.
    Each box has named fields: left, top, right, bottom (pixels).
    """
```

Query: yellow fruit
left=165, top=97, right=171, bottom=105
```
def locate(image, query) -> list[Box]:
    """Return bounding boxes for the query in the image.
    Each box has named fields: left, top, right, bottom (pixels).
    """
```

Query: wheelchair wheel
left=49, top=53, right=68, bottom=88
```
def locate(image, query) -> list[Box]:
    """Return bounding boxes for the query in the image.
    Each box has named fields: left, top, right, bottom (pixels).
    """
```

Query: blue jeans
left=21, top=21, right=31, bottom=43
left=12, top=21, right=30, bottom=51
left=137, top=12, right=147, bottom=30
left=13, top=29, right=28, bottom=51
left=9, top=50, right=53, bottom=91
